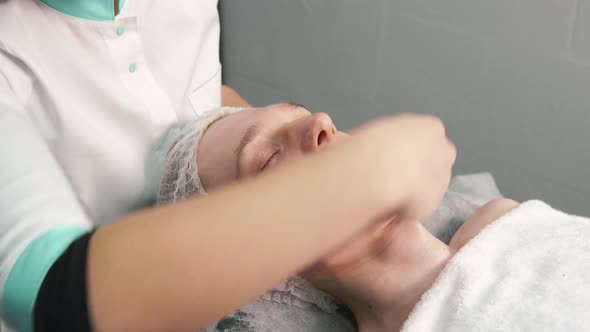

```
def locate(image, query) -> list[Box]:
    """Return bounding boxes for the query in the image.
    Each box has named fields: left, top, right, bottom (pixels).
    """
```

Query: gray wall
left=220, top=0, right=590, bottom=215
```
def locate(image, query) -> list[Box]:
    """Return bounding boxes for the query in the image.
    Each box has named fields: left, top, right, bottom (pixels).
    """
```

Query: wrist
left=343, top=130, right=409, bottom=221
left=221, top=85, right=251, bottom=108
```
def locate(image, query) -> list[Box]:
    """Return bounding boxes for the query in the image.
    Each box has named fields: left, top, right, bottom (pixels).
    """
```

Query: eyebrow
left=234, top=123, right=260, bottom=178
left=286, top=101, right=308, bottom=110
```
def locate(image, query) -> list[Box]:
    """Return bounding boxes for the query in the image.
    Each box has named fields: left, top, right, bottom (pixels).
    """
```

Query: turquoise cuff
left=2, top=226, right=89, bottom=332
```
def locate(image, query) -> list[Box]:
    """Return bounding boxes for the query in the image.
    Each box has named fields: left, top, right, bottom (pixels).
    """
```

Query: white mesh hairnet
left=157, top=107, right=247, bottom=204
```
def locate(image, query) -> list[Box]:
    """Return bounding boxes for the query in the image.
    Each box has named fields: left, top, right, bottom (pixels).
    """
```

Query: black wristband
left=33, top=231, right=94, bottom=332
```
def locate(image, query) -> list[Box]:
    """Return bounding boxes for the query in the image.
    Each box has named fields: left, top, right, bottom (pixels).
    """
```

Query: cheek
left=197, top=145, right=236, bottom=189
left=276, top=141, right=305, bottom=164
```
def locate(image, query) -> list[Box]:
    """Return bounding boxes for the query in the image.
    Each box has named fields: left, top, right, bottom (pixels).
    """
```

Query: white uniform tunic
left=0, top=1, right=222, bottom=330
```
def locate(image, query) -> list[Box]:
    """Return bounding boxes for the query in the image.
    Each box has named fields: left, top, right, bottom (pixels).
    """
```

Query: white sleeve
left=0, top=54, right=92, bottom=331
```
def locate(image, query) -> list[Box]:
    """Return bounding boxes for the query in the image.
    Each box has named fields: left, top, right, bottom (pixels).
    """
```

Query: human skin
left=87, top=109, right=456, bottom=331
left=197, top=104, right=518, bottom=331
left=221, top=85, right=251, bottom=108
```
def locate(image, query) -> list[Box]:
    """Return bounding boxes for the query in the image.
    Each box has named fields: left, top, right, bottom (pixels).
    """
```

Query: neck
left=327, top=221, right=454, bottom=332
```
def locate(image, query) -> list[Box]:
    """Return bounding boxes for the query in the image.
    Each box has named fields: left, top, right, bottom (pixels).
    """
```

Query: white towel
left=402, top=200, right=590, bottom=332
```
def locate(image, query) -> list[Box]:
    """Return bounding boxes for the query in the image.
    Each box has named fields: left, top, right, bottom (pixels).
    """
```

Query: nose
left=287, top=112, right=337, bottom=153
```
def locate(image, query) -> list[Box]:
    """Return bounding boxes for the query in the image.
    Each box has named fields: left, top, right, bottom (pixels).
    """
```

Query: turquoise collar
left=41, top=0, right=126, bottom=21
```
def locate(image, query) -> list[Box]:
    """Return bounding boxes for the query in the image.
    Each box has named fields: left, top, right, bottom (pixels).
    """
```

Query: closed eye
left=260, top=150, right=279, bottom=172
